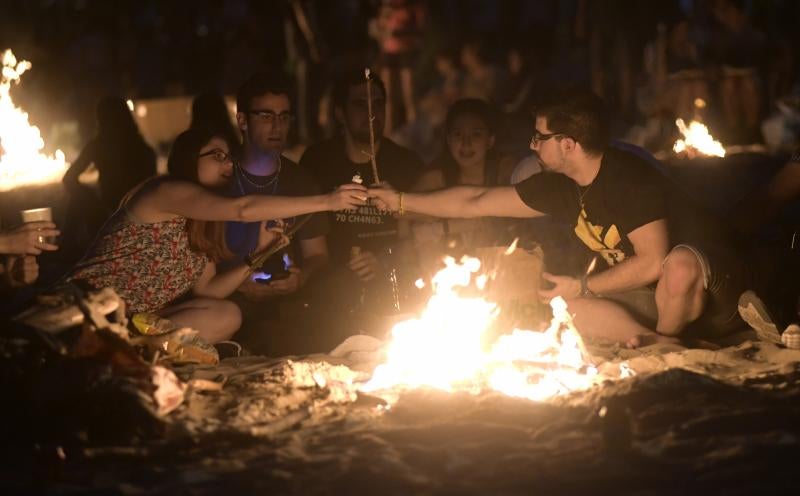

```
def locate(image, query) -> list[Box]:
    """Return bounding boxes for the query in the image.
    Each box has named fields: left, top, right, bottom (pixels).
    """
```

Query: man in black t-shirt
left=370, top=88, right=755, bottom=346
left=300, top=71, right=424, bottom=285
left=224, top=73, right=330, bottom=352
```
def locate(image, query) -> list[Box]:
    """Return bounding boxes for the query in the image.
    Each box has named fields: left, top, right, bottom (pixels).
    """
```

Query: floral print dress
left=69, top=208, right=208, bottom=314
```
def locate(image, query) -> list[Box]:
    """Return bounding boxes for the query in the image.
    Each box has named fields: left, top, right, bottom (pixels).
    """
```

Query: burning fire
left=360, top=256, right=606, bottom=403
left=673, top=118, right=726, bottom=158
left=0, top=49, right=67, bottom=191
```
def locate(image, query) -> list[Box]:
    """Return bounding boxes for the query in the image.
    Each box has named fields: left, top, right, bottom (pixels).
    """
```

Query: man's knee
left=661, top=247, right=704, bottom=296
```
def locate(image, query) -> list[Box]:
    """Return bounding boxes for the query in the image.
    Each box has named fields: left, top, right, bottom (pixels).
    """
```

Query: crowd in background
left=2, top=0, right=800, bottom=160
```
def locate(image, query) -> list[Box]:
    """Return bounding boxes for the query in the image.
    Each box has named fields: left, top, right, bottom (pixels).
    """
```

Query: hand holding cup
left=0, top=221, right=59, bottom=255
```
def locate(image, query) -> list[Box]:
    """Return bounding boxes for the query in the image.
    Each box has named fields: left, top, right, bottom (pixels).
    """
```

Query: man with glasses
left=225, top=72, right=330, bottom=354
left=370, top=87, right=759, bottom=347
left=300, top=70, right=424, bottom=317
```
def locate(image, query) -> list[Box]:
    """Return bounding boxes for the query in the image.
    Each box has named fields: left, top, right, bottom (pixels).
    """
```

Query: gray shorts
left=600, top=243, right=750, bottom=338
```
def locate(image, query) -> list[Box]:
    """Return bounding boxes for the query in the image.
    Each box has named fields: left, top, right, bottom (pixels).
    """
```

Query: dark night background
left=1, top=0, right=799, bottom=156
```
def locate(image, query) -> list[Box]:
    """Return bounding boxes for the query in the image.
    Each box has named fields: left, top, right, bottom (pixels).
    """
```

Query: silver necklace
left=236, top=155, right=282, bottom=194
left=576, top=181, right=594, bottom=210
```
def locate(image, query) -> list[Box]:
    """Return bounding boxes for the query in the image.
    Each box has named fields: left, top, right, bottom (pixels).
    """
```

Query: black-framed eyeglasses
left=249, top=109, right=293, bottom=125
left=530, top=131, right=567, bottom=146
left=199, top=149, right=234, bottom=164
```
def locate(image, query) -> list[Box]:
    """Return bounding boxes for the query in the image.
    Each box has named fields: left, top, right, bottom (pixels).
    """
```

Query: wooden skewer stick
left=364, top=68, right=381, bottom=184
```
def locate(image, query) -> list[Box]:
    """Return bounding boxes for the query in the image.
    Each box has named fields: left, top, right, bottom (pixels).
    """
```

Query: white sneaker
left=738, top=290, right=783, bottom=344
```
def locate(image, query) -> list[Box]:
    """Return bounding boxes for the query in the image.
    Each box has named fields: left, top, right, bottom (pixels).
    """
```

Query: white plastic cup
left=20, top=207, right=52, bottom=223
left=20, top=207, right=55, bottom=245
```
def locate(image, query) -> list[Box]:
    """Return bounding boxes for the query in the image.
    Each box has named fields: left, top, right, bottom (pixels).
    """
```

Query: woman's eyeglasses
left=199, top=149, right=234, bottom=164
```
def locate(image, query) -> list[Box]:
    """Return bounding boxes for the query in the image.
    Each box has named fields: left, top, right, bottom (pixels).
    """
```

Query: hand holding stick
left=247, top=215, right=313, bottom=270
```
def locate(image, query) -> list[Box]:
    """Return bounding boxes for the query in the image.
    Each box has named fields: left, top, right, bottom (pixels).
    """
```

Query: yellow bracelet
left=398, top=192, right=404, bottom=216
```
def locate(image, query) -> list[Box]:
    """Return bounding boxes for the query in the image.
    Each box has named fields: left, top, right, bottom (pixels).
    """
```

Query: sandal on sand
left=738, top=290, right=783, bottom=344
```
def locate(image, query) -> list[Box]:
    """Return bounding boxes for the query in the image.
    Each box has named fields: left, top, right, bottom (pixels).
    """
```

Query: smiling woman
left=405, top=98, right=516, bottom=264
left=67, top=127, right=368, bottom=343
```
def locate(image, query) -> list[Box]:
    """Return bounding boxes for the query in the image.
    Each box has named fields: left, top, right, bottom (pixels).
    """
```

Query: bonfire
left=288, top=253, right=629, bottom=407
left=0, top=49, right=68, bottom=191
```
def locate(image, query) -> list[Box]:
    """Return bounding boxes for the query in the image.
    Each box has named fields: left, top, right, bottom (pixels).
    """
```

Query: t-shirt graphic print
left=574, top=206, right=625, bottom=266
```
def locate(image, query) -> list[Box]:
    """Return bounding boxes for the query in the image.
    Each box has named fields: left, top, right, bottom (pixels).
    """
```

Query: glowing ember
left=673, top=118, right=726, bottom=158
left=0, top=49, right=67, bottom=191
left=360, top=256, right=606, bottom=402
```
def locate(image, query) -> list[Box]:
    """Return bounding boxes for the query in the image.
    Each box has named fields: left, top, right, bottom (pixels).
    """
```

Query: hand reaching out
left=367, top=182, right=400, bottom=212
left=327, top=183, right=369, bottom=211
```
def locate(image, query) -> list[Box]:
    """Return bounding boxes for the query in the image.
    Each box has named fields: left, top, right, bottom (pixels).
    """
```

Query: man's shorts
left=601, top=242, right=753, bottom=338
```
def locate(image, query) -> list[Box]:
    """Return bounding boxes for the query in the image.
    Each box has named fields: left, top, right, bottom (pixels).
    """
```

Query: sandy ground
left=11, top=329, right=800, bottom=495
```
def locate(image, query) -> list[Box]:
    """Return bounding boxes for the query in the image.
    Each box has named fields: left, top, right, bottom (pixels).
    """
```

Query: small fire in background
left=360, top=255, right=606, bottom=403
left=673, top=99, right=726, bottom=158
left=0, top=49, right=68, bottom=192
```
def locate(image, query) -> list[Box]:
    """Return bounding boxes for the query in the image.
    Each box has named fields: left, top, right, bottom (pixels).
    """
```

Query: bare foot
left=626, top=333, right=682, bottom=349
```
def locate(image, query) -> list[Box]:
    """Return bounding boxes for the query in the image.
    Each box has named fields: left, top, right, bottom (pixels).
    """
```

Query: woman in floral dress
left=69, top=128, right=366, bottom=343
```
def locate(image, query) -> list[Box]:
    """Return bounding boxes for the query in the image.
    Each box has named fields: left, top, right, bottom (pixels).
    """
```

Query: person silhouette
left=62, top=97, right=157, bottom=258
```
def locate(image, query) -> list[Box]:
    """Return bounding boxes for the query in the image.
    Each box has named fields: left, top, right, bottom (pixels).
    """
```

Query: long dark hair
left=190, top=92, right=241, bottom=155
left=167, top=128, right=232, bottom=262
left=434, top=98, right=501, bottom=187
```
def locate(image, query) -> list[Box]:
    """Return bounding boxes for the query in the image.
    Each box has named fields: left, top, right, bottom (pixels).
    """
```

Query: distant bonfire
left=0, top=49, right=68, bottom=192
left=673, top=118, right=726, bottom=159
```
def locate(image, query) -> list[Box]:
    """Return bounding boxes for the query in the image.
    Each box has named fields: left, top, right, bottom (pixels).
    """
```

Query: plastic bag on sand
left=132, top=313, right=219, bottom=365
left=151, top=365, right=186, bottom=416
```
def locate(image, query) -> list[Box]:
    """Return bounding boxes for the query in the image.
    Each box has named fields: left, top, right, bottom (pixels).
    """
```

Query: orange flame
left=359, top=256, right=608, bottom=403
left=0, top=49, right=68, bottom=191
left=673, top=118, right=726, bottom=158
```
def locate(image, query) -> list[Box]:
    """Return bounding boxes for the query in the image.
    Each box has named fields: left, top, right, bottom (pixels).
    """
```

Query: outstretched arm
left=369, top=184, right=544, bottom=219
left=131, top=180, right=368, bottom=223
